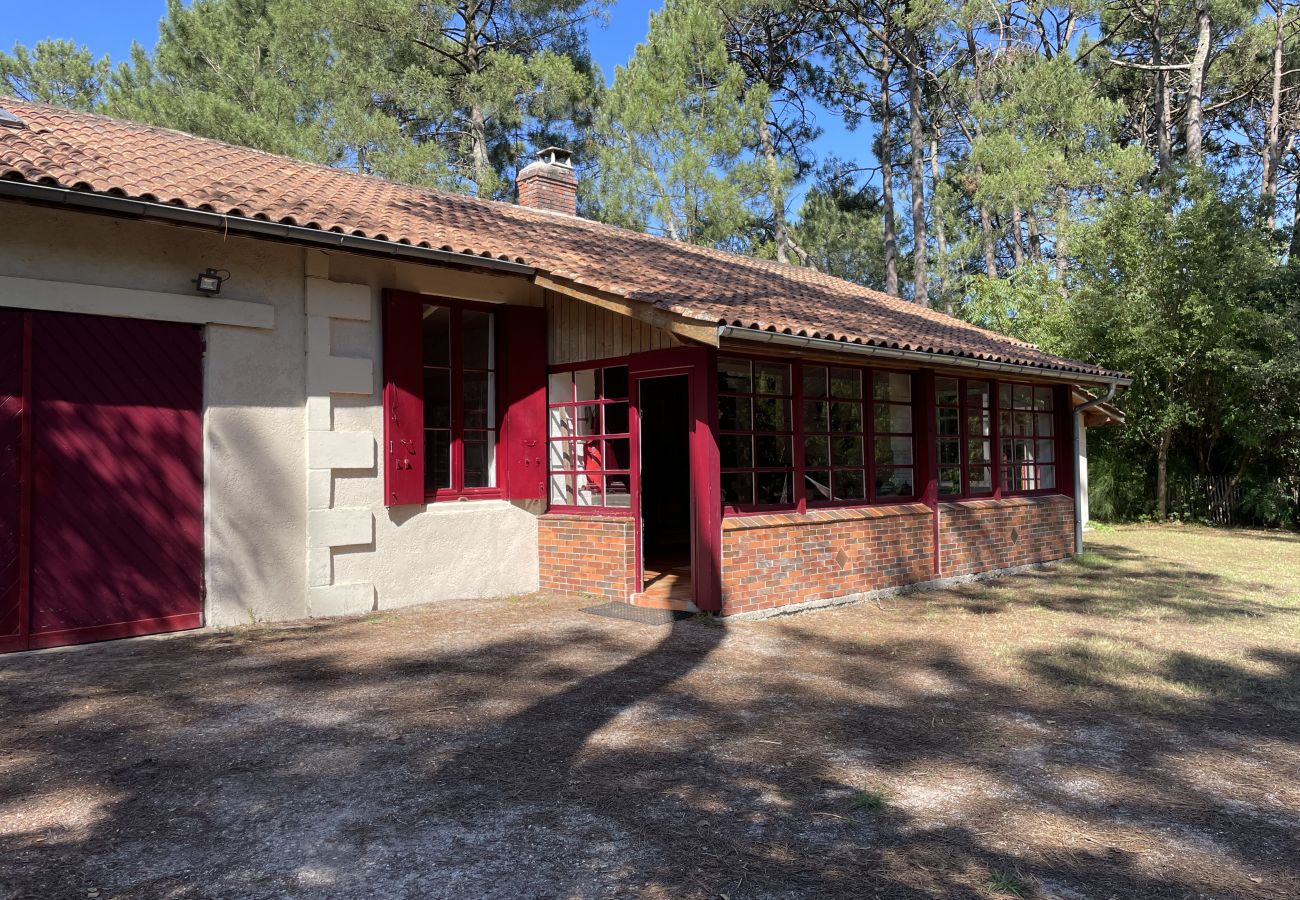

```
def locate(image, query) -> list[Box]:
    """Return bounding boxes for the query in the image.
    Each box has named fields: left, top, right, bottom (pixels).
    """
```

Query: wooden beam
left=534, top=274, right=718, bottom=347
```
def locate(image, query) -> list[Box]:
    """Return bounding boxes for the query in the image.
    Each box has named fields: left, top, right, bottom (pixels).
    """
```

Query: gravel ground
left=1, top=525, right=1297, bottom=899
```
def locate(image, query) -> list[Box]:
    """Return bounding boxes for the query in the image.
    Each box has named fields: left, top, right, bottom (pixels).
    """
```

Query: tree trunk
left=1054, top=185, right=1068, bottom=298
left=930, top=138, right=950, bottom=312
left=1185, top=2, right=1212, bottom=166
left=1011, top=206, right=1026, bottom=267
left=1156, top=429, right=1172, bottom=519
left=463, top=6, right=493, bottom=195
left=1291, top=158, right=1300, bottom=258
left=758, top=115, right=792, bottom=264
left=907, top=49, right=928, bottom=307
left=880, top=46, right=899, bottom=296
left=1263, top=0, right=1285, bottom=227
left=1152, top=5, right=1173, bottom=172
left=966, top=25, right=998, bottom=277
left=1027, top=209, right=1042, bottom=263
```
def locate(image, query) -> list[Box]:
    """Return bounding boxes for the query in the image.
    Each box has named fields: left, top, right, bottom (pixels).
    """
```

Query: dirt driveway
left=1, top=526, right=1298, bottom=899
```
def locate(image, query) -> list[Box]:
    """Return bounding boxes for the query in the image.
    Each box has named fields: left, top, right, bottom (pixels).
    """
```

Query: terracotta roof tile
left=0, top=98, right=1123, bottom=379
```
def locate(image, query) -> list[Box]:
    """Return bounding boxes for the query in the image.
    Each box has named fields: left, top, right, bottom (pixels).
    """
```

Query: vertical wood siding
left=545, top=291, right=679, bottom=366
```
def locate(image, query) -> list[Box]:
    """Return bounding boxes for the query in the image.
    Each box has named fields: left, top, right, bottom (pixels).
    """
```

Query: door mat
left=580, top=602, right=693, bottom=626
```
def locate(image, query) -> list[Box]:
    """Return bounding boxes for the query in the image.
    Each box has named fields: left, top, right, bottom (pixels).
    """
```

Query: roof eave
left=718, top=325, right=1132, bottom=388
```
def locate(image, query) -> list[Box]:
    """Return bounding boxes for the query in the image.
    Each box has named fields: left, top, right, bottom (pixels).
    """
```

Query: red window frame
left=717, top=355, right=919, bottom=516
left=421, top=297, right=503, bottom=502
left=718, top=356, right=797, bottom=512
left=935, top=376, right=995, bottom=500
left=546, top=357, right=633, bottom=514
left=998, top=380, right=1059, bottom=495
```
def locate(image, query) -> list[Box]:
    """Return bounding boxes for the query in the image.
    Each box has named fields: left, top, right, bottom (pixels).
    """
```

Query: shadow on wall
left=0, top=542, right=1297, bottom=897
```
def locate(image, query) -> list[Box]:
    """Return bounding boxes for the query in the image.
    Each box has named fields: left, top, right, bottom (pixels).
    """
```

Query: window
left=547, top=365, right=631, bottom=509
left=718, top=357, right=794, bottom=508
left=718, top=357, right=915, bottom=512
left=936, top=377, right=994, bottom=498
left=1000, top=382, right=1056, bottom=492
left=422, top=301, right=498, bottom=497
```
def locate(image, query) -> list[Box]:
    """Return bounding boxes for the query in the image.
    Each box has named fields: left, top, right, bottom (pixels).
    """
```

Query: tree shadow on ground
left=0, top=562, right=1297, bottom=897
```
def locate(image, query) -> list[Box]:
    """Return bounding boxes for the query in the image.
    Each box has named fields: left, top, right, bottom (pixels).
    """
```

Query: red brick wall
left=720, top=504, right=934, bottom=616
left=538, top=514, right=636, bottom=602
left=939, top=495, right=1074, bottom=578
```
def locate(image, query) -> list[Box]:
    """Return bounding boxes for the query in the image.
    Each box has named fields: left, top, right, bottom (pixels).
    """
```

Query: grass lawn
left=0, top=525, right=1297, bottom=899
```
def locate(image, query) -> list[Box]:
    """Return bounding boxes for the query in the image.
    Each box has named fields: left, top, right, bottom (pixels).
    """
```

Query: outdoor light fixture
left=194, top=268, right=230, bottom=296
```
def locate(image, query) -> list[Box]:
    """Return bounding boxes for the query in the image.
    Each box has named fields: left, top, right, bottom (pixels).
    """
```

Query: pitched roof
left=0, top=98, right=1123, bottom=380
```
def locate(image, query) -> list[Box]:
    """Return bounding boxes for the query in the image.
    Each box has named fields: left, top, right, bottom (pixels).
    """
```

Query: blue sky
left=6, top=0, right=860, bottom=204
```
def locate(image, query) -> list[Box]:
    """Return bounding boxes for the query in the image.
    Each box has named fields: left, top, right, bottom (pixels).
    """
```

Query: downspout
left=1072, top=380, right=1119, bottom=555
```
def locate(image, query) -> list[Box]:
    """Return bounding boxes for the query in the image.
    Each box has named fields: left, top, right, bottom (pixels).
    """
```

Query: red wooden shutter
left=501, top=304, right=548, bottom=500
left=383, top=291, right=425, bottom=506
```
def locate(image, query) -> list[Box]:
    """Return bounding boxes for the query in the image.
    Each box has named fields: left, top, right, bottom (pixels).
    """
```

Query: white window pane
left=548, top=371, right=572, bottom=404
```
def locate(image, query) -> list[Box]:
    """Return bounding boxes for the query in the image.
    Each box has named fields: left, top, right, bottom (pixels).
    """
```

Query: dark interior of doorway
left=638, top=375, right=692, bottom=602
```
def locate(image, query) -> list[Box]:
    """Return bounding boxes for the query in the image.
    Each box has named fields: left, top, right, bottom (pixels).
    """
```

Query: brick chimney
left=516, top=147, right=578, bottom=216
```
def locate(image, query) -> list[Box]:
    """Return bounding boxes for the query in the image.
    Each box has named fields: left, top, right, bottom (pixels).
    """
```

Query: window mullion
left=450, top=306, right=464, bottom=493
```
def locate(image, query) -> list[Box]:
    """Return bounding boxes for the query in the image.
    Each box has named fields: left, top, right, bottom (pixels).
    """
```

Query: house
left=0, top=99, right=1126, bottom=652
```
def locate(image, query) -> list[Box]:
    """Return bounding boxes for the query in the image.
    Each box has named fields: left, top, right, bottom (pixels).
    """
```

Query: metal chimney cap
left=534, top=147, right=573, bottom=168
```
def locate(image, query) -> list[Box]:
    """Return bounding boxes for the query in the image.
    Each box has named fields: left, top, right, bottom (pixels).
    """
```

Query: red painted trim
left=28, top=612, right=203, bottom=650
left=16, top=312, right=32, bottom=649
left=915, top=369, right=941, bottom=576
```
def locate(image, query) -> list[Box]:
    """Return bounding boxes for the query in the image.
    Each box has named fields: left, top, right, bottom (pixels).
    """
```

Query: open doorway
left=637, top=374, right=692, bottom=603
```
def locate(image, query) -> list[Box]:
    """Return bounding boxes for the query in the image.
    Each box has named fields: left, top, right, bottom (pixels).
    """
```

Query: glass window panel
left=937, top=407, right=960, bottom=436
left=939, top=467, right=962, bottom=496
left=721, top=472, right=754, bottom=505
left=718, top=357, right=752, bottom=393
left=462, top=309, right=492, bottom=370
left=604, top=402, right=629, bottom=435
left=802, top=400, right=828, bottom=432
left=936, top=377, right=960, bottom=406
left=804, top=435, right=830, bottom=467
left=1000, top=383, right=1014, bottom=409
left=875, top=436, right=913, bottom=466
left=605, top=438, right=631, bottom=470
left=463, top=433, right=493, bottom=487
left=969, top=465, right=994, bottom=493
left=422, top=305, right=451, bottom=368
left=603, top=366, right=628, bottom=399
left=463, top=371, right=492, bottom=429
left=720, top=434, right=753, bottom=468
left=549, top=405, right=574, bottom=436
left=873, top=371, right=912, bottom=402
left=999, top=411, right=1014, bottom=436
left=548, top=371, right=572, bottom=404
left=719, top=395, right=752, bottom=432
left=1013, top=383, right=1033, bottom=409
left=967, top=439, right=992, bottom=464
left=1035, top=438, right=1056, bottom=463
left=605, top=477, right=633, bottom=506
left=1035, top=386, right=1055, bottom=411
left=967, top=381, right=991, bottom=409
left=756, top=471, right=794, bottom=505
left=805, top=470, right=832, bottom=502
left=834, top=469, right=866, bottom=501
left=968, top=413, right=991, bottom=437
left=875, top=403, right=913, bottom=434
left=1037, top=413, right=1055, bottom=437
left=829, top=367, right=863, bottom=399
left=830, top=401, right=863, bottom=433
left=754, top=362, right=790, bottom=395
left=755, top=398, right=791, bottom=431
left=1040, top=465, right=1056, bottom=489
left=576, top=473, right=602, bottom=507
left=574, top=368, right=598, bottom=402
left=1014, top=412, right=1034, bottom=436
left=1015, top=438, right=1035, bottom=462
left=548, top=439, right=575, bottom=470
left=424, top=369, right=451, bottom=429
left=549, top=472, right=575, bottom=505
left=831, top=435, right=864, bottom=467
left=876, top=467, right=914, bottom=498
left=938, top=438, right=961, bottom=466
left=803, top=365, right=828, bottom=398
left=756, top=435, right=792, bottom=467
left=574, top=405, right=601, bottom=437
left=426, top=429, right=451, bottom=490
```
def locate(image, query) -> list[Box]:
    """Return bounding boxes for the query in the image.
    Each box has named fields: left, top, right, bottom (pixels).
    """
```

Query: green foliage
left=592, top=0, right=768, bottom=245
left=0, top=39, right=109, bottom=110
left=791, top=174, right=887, bottom=286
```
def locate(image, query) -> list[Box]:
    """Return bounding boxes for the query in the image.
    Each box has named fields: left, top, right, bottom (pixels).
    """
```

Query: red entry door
left=0, top=310, right=204, bottom=652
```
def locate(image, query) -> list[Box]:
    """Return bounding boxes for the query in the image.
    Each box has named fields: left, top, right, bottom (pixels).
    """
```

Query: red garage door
left=0, top=309, right=203, bottom=653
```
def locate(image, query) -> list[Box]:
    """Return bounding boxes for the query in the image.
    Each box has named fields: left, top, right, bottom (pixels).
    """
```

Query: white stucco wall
left=0, top=201, right=542, bottom=627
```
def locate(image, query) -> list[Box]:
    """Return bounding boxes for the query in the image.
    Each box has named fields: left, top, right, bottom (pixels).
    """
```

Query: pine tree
left=0, top=39, right=110, bottom=110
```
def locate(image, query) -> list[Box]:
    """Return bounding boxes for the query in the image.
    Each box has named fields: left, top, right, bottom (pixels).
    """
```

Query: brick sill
left=723, top=502, right=931, bottom=532
left=939, top=494, right=1073, bottom=512
left=540, top=512, right=634, bottom=524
